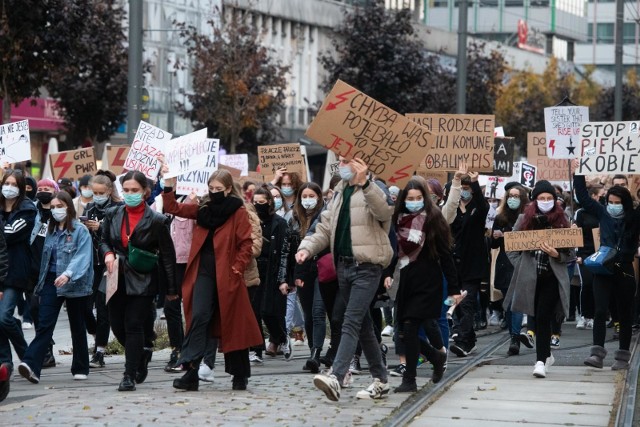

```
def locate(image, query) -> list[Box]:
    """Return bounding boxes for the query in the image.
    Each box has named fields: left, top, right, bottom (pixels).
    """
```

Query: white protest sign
left=176, top=139, right=220, bottom=196
left=220, top=154, right=249, bottom=176
left=482, top=175, right=508, bottom=199
left=0, top=120, right=31, bottom=164
left=544, top=105, right=589, bottom=159
left=124, top=121, right=172, bottom=179
left=163, top=128, right=208, bottom=178
left=577, top=121, right=640, bottom=175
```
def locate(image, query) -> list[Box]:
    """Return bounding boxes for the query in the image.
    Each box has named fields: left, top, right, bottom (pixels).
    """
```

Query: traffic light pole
left=456, top=0, right=468, bottom=114
left=127, top=0, right=143, bottom=143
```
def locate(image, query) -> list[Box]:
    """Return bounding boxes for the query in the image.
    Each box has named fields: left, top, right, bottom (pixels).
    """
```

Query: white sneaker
left=585, top=318, right=594, bottom=329
left=198, top=362, right=214, bottom=382
left=576, top=316, right=586, bottom=329
left=18, top=362, right=40, bottom=384
left=356, top=378, right=390, bottom=399
left=488, top=311, right=500, bottom=326
left=293, top=339, right=305, bottom=346
left=381, top=325, right=394, bottom=336
left=533, top=361, right=546, bottom=378
left=281, top=338, right=293, bottom=361
left=545, top=353, right=555, bottom=369
left=249, top=351, right=263, bottom=364
left=73, top=374, right=88, bottom=380
left=313, top=373, right=341, bottom=401
left=22, top=322, right=33, bottom=330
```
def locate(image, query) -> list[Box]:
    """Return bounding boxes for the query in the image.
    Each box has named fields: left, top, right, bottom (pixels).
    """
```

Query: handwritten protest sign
left=544, top=106, right=589, bottom=159
left=483, top=176, right=508, bottom=199
left=527, top=132, right=570, bottom=182
left=258, top=143, right=305, bottom=177
left=0, top=120, right=31, bottom=164
left=305, top=80, right=432, bottom=187
left=163, top=128, right=209, bottom=178
left=106, top=145, right=130, bottom=175
left=493, top=137, right=514, bottom=176
left=577, top=121, right=640, bottom=175
left=50, top=147, right=97, bottom=181
left=124, top=121, right=172, bottom=179
left=220, top=154, right=249, bottom=176
left=504, top=228, right=583, bottom=252
left=406, top=113, right=495, bottom=172
left=175, top=139, right=219, bottom=197
left=414, top=167, right=449, bottom=185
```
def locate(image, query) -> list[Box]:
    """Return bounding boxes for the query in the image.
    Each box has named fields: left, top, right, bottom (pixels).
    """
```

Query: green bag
left=128, top=244, right=159, bottom=273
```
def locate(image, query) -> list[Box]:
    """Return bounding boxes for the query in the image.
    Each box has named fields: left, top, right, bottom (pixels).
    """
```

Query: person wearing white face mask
left=574, top=170, right=640, bottom=371
left=503, top=180, right=575, bottom=379
left=72, top=175, right=94, bottom=219
left=0, top=170, right=37, bottom=377
left=18, top=191, right=93, bottom=384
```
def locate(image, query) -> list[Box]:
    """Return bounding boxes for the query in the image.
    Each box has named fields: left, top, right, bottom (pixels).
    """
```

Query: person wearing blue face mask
left=72, top=175, right=94, bottom=219
left=100, top=171, right=178, bottom=391
left=574, top=168, right=640, bottom=371
left=270, top=168, right=302, bottom=211
left=82, top=172, right=123, bottom=369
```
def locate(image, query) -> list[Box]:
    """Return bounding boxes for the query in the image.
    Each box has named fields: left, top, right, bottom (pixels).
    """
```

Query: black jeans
left=400, top=317, right=443, bottom=380
left=108, top=287, right=154, bottom=377
left=164, top=263, right=185, bottom=349
left=454, top=280, right=480, bottom=346
left=578, top=264, right=595, bottom=319
left=534, top=272, right=560, bottom=363
left=593, top=263, right=636, bottom=350
left=318, top=279, right=343, bottom=355
left=90, top=265, right=110, bottom=347
left=248, top=285, right=265, bottom=356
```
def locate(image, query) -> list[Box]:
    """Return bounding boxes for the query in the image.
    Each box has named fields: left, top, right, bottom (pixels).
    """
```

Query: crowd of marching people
left=1, top=154, right=640, bottom=402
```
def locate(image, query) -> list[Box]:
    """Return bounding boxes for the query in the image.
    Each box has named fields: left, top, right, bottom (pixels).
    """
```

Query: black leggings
left=318, top=279, right=343, bottom=353
left=534, top=273, right=560, bottom=363
left=578, top=264, right=595, bottom=319
left=400, top=318, right=443, bottom=380
left=164, top=263, right=185, bottom=349
left=593, top=263, right=636, bottom=350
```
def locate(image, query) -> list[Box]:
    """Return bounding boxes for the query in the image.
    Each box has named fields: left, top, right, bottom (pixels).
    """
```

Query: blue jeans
left=286, top=290, right=304, bottom=333
left=22, top=277, right=90, bottom=378
left=438, top=276, right=450, bottom=350
left=332, top=261, right=387, bottom=383
left=0, top=287, right=28, bottom=368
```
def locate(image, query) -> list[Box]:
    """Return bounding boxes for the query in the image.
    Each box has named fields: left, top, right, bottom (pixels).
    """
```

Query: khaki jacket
left=298, top=180, right=393, bottom=268
left=244, top=205, right=262, bottom=287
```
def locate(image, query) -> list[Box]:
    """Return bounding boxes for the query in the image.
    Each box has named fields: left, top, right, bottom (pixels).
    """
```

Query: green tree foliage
left=591, top=69, right=640, bottom=121
left=320, top=0, right=455, bottom=114
left=465, top=41, right=506, bottom=115
left=45, top=1, right=127, bottom=145
left=176, top=9, right=289, bottom=154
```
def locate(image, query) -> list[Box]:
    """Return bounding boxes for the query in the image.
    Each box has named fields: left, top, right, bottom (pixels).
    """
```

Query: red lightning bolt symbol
left=548, top=139, right=556, bottom=156
left=326, top=90, right=356, bottom=111
left=53, top=153, right=73, bottom=180
left=388, top=164, right=414, bottom=184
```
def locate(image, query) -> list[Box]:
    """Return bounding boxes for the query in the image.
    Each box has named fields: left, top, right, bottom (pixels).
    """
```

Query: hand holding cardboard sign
left=350, top=158, right=369, bottom=186
left=468, top=171, right=479, bottom=182
left=454, top=161, right=468, bottom=180
left=539, top=241, right=559, bottom=258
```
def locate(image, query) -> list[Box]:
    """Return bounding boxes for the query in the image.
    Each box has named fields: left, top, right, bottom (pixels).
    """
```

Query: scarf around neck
left=397, top=210, right=427, bottom=269
left=196, top=196, right=243, bottom=230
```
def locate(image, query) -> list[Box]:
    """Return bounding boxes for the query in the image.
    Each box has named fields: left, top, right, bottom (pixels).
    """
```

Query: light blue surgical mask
left=93, top=195, right=109, bottom=206
left=159, top=178, right=165, bottom=190
left=460, top=189, right=472, bottom=201
left=507, top=198, right=521, bottom=210
left=2, top=185, right=19, bottom=200
left=339, top=165, right=354, bottom=181
left=301, top=198, right=318, bottom=210
left=274, top=197, right=283, bottom=211
left=405, top=200, right=424, bottom=213
left=81, top=189, right=93, bottom=199
left=51, top=207, right=67, bottom=223
left=123, top=193, right=144, bottom=207
left=607, top=204, right=624, bottom=218
left=281, top=186, right=294, bottom=197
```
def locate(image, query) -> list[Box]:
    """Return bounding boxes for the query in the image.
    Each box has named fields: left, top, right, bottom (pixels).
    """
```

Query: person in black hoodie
left=449, top=172, right=489, bottom=357
left=0, top=217, right=9, bottom=402
left=0, top=169, right=37, bottom=374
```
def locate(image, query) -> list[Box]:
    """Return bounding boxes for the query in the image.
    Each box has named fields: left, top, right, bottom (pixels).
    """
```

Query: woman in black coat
left=394, top=179, right=462, bottom=393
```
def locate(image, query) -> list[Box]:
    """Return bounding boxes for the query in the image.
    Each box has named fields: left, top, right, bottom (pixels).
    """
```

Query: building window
left=624, top=22, right=638, bottom=44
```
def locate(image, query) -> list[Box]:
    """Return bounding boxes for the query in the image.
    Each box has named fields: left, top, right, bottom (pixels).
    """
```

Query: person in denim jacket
left=18, top=191, right=93, bottom=384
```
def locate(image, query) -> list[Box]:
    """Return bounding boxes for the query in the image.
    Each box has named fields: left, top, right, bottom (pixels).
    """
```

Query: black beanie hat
left=79, top=174, right=92, bottom=187
left=531, top=180, right=556, bottom=201
left=503, top=181, right=521, bottom=192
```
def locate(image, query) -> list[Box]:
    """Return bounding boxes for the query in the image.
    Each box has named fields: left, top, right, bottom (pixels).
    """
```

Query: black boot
left=42, top=346, right=56, bottom=369
left=173, top=364, right=199, bottom=391
left=135, top=348, right=153, bottom=384
left=508, top=335, right=520, bottom=356
left=395, top=377, right=417, bottom=393
left=118, top=374, right=136, bottom=391
left=232, top=376, right=248, bottom=390
left=422, top=343, right=447, bottom=384
left=319, top=346, right=337, bottom=368
left=305, top=348, right=322, bottom=373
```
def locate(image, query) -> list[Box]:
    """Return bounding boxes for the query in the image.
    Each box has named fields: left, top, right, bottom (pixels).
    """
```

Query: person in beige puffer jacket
left=244, top=202, right=262, bottom=287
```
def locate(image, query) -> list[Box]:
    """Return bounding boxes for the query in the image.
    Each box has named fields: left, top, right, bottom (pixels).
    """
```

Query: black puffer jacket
left=3, top=199, right=36, bottom=290
left=99, top=204, right=177, bottom=296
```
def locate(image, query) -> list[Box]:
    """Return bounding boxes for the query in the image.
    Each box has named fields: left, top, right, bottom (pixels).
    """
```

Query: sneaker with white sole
left=313, top=373, right=342, bottom=401
left=198, top=362, right=214, bottom=382
left=18, top=362, right=39, bottom=384
left=356, top=378, right=390, bottom=399
left=281, top=338, right=293, bottom=361
left=349, top=356, right=362, bottom=374
left=73, top=374, right=88, bottom=380
left=550, top=335, right=560, bottom=347
left=249, top=351, right=263, bottom=364
left=389, top=363, right=406, bottom=377
left=576, top=316, right=586, bottom=329
left=488, top=311, right=500, bottom=326
left=533, top=361, right=546, bottom=378
left=518, top=331, right=535, bottom=349
left=381, top=325, right=394, bottom=337
left=546, top=352, right=555, bottom=369
left=585, top=318, right=594, bottom=329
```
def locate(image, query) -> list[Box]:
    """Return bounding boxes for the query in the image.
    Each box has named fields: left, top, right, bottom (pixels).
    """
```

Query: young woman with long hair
left=393, top=178, right=462, bottom=392
left=504, top=180, right=574, bottom=378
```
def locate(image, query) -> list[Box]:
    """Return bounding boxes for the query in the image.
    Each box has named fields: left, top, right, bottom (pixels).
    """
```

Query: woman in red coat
left=162, top=169, right=262, bottom=391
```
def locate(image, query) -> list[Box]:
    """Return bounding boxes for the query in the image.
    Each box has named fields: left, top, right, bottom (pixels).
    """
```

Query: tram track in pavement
left=614, top=331, right=640, bottom=427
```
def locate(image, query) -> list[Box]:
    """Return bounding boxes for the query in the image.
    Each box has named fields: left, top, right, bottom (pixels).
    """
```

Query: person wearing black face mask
left=251, top=186, right=293, bottom=362
left=25, top=177, right=37, bottom=202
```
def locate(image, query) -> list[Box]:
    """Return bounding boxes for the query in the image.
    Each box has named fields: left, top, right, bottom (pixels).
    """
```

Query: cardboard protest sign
left=220, top=154, right=249, bottom=176
left=124, top=121, right=172, bottom=179
left=175, top=139, right=219, bottom=197
left=577, top=121, right=640, bottom=175
left=493, top=137, right=514, bottom=176
left=0, top=120, right=31, bottom=164
left=504, top=228, right=583, bottom=252
left=258, top=143, right=305, bottom=178
left=305, top=80, right=432, bottom=187
left=414, top=167, right=449, bottom=185
left=106, top=145, right=130, bottom=175
left=544, top=105, right=589, bottom=159
left=593, top=228, right=600, bottom=251
left=218, top=163, right=242, bottom=178
left=50, top=147, right=97, bottom=181
left=483, top=176, right=508, bottom=199
left=526, top=132, right=570, bottom=182
left=163, top=128, right=210, bottom=178
left=406, top=113, right=495, bottom=172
